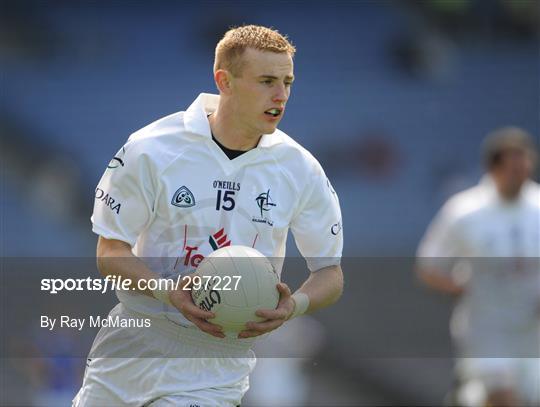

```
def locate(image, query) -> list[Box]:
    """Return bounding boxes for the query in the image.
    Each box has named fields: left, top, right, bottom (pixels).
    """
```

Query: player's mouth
left=264, top=108, right=283, bottom=118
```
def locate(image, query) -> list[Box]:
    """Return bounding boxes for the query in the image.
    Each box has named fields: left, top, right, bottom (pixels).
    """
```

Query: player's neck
left=493, top=180, right=522, bottom=201
left=208, top=108, right=260, bottom=151
left=490, top=173, right=524, bottom=202
left=496, top=186, right=522, bottom=201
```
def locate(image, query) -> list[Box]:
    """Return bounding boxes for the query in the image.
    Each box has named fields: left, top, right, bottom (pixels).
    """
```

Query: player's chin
left=260, top=120, right=280, bottom=134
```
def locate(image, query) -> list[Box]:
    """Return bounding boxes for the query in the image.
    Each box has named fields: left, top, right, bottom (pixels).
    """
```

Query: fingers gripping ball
left=191, top=245, right=280, bottom=333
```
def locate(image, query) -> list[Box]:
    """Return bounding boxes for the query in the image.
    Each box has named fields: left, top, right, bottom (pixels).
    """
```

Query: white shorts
left=73, top=303, right=256, bottom=407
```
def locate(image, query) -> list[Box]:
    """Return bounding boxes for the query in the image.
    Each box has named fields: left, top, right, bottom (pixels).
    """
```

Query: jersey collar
left=184, top=93, right=217, bottom=138
left=480, top=174, right=536, bottom=205
left=184, top=93, right=285, bottom=148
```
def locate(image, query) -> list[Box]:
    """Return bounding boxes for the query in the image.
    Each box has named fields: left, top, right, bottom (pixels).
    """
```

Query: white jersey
left=91, top=93, right=343, bottom=322
left=417, top=175, right=540, bottom=353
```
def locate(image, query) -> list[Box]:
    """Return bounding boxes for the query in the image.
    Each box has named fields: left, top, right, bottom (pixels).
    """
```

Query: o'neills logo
left=197, top=289, right=222, bottom=312
left=193, top=279, right=222, bottom=312
left=107, top=146, right=126, bottom=169
left=95, top=188, right=121, bottom=214
left=212, top=180, right=240, bottom=191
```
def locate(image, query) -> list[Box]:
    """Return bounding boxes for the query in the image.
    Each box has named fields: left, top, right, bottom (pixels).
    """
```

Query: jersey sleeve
left=290, top=163, right=343, bottom=272
left=91, top=140, right=156, bottom=247
left=416, top=200, right=467, bottom=274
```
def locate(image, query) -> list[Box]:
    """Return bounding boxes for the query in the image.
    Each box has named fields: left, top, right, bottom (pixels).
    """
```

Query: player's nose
left=272, top=84, right=289, bottom=103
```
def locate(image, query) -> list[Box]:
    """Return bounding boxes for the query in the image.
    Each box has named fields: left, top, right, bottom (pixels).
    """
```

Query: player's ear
left=215, top=70, right=232, bottom=95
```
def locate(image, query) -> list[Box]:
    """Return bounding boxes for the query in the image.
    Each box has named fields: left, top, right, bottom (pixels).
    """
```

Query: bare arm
left=415, top=265, right=464, bottom=297
left=96, top=236, right=159, bottom=297
left=238, top=264, right=344, bottom=338
left=295, top=264, right=344, bottom=313
left=96, top=236, right=224, bottom=338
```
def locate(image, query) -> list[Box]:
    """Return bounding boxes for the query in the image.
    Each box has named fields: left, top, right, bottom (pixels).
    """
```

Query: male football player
left=417, top=127, right=539, bottom=407
left=74, top=25, right=343, bottom=406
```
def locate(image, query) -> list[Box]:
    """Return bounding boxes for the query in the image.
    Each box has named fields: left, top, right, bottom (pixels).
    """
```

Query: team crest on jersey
left=171, top=186, right=196, bottom=208
left=252, top=189, right=276, bottom=226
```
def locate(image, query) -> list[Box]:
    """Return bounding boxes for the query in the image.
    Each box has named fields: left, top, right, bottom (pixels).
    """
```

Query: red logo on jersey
left=209, top=228, right=231, bottom=250
left=182, top=228, right=231, bottom=268
left=183, top=245, right=204, bottom=268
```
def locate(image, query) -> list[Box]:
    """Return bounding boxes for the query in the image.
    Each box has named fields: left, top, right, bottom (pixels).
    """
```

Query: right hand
left=168, top=277, right=225, bottom=339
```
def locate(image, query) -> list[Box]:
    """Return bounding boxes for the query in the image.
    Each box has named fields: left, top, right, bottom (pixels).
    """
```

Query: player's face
left=229, top=48, right=294, bottom=135
left=492, top=148, right=533, bottom=197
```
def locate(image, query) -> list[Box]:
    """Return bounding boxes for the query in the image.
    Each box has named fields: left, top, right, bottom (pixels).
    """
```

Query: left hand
left=237, top=282, right=295, bottom=339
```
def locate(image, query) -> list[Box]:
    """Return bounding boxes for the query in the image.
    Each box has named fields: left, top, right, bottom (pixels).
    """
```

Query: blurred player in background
left=416, top=127, right=539, bottom=407
left=74, top=25, right=343, bottom=406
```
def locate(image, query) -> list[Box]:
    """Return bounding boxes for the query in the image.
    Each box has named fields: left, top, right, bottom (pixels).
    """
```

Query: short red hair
left=214, top=25, right=296, bottom=76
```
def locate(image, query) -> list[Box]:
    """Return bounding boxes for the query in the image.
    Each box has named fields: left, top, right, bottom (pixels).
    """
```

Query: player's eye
left=285, top=82, right=292, bottom=87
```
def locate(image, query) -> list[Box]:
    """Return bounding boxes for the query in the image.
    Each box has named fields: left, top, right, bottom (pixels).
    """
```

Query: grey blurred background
left=1, top=0, right=539, bottom=406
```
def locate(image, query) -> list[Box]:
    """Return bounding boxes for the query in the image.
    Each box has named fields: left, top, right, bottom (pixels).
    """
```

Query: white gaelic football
left=191, top=245, right=280, bottom=333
